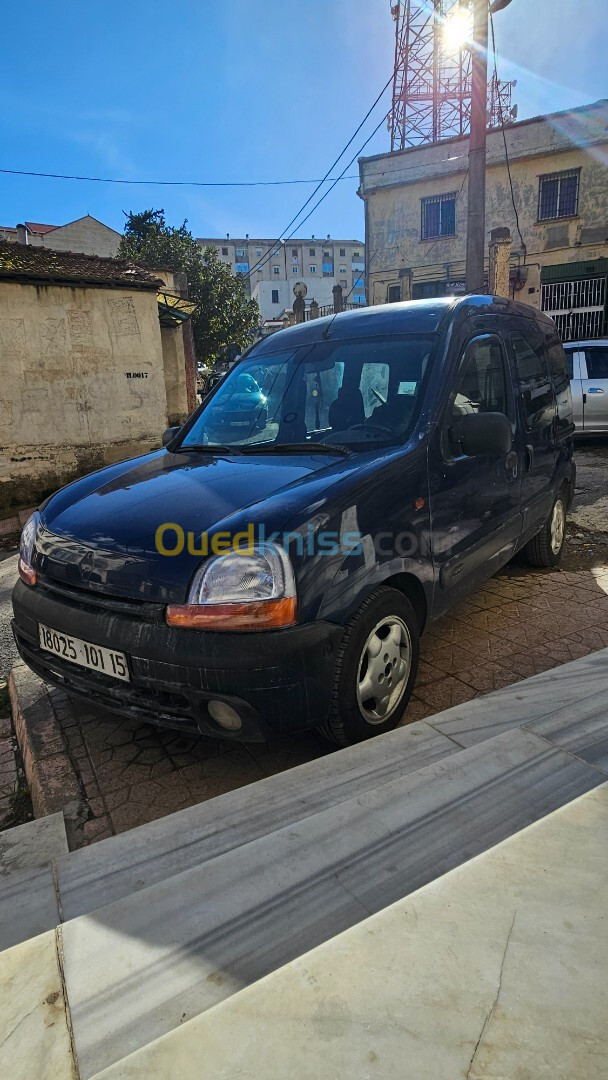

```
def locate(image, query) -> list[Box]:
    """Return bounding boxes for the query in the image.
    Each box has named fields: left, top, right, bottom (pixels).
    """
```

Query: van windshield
left=179, top=335, right=435, bottom=452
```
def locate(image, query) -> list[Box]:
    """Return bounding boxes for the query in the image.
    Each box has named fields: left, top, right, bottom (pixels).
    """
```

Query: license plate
left=38, top=624, right=130, bottom=683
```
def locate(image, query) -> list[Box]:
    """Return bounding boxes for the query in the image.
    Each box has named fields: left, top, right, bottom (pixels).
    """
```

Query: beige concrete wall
left=360, top=104, right=608, bottom=306
left=0, top=281, right=169, bottom=515
left=154, top=268, right=193, bottom=425
left=160, top=326, right=189, bottom=425
left=32, top=217, right=121, bottom=257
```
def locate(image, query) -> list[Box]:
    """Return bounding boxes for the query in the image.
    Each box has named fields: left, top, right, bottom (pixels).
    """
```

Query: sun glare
left=442, top=6, right=473, bottom=51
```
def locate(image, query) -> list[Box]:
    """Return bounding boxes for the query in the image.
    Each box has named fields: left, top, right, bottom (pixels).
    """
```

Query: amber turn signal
left=166, top=595, right=297, bottom=631
left=18, top=558, right=37, bottom=587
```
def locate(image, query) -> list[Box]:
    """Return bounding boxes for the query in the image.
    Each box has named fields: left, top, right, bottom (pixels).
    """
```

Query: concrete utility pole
left=465, top=0, right=513, bottom=293
left=465, top=0, right=489, bottom=293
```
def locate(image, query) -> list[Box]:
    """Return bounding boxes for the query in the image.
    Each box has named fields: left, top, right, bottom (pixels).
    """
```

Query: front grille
left=37, top=576, right=164, bottom=623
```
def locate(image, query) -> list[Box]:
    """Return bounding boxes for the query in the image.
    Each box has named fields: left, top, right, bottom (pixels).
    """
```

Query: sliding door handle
left=525, top=444, right=534, bottom=471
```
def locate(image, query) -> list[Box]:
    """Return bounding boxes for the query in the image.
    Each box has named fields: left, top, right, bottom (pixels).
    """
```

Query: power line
left=244, top=73, right=396, bottom=280
left=489, top=5, right=527, bottom=262
left=0, top=151, right=470, bottom=192
left=0, top=167, right=359, bottom=188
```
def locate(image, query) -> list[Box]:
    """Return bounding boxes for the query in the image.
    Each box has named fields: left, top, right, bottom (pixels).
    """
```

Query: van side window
left=584, top=346, right=608, bottom=379
left=563, top=349, right=574, bottom=380
left=545, top=334, right=569, bottom=395
left=509, top=330, right=555, bottom=428
left=444, top=336, right=509, bottom=457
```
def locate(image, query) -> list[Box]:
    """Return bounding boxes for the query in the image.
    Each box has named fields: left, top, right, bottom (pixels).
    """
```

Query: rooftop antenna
left=388, top=0, right=515, bottom=150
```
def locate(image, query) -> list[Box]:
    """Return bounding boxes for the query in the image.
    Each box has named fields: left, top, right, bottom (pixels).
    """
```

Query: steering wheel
left=346, top=422, right=394, bottom=436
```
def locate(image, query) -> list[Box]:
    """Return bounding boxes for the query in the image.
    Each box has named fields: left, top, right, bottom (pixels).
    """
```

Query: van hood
left=35, top=448, right=354, bottom=602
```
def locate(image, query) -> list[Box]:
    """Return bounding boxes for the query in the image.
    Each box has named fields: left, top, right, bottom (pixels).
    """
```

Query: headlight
left=166, top=542, right=297, bottom=630
left=18, top=511, right=40, bottom=586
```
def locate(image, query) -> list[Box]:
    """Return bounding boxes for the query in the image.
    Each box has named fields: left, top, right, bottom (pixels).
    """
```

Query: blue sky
left=1, top=0, right=605, bottom=243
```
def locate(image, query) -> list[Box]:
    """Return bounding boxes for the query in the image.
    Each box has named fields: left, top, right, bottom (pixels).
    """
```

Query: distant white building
left=0, top=216, right=121, bottom=258
left=197, top=235, right=366, bottom=321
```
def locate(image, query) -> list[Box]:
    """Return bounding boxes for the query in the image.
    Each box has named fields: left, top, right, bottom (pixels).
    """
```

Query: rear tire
left=318, top=586, right=420, bottom=747
left=524, top=489, right=567, bottom=568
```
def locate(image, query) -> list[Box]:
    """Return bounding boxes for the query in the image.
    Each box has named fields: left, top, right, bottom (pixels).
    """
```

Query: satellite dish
left=293, top=281, right=308, bottom=298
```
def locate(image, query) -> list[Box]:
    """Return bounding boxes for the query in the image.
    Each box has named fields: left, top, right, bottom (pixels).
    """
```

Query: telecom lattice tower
left=389, top=0, right=516, bottom=151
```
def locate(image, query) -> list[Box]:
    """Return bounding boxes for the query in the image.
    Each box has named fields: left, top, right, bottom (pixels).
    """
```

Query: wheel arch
left=376, top=571, right=428, bottom=633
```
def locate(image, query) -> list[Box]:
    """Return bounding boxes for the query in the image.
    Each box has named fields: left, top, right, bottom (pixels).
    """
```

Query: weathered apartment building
left=197, top=235, right=366, bottom=321
left=359, top=99, right=608, bottom=340
left=0, top=243, right=195, bottom=518
left=0, top=215, right=121, bottom=257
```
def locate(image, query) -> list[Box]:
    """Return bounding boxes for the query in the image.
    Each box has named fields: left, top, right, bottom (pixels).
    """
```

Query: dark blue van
left=13, top=296, right=575, bottom=746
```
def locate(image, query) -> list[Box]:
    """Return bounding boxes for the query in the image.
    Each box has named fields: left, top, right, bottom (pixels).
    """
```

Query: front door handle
left=588, top=387, right=605, bottom=394
left=505, top=450, right=518, bottom=479
left=525, top=444, right=534, bottom=471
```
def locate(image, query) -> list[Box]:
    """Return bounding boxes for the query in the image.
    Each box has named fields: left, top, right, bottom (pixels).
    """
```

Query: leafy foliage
left=118, top=210, right=260, bottom=366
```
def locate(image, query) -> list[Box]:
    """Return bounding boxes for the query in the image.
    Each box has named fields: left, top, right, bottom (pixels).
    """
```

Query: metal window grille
left=421, top=193, right=457, bottom=240
left=541, top=276, right=606, bottom=341
left=538, top=170, right=580, bottom=221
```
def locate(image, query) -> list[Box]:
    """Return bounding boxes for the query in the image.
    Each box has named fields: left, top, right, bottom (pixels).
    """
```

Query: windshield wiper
left=173, top=443, right=244, bottom=456
left=240, top=442, right=350, bottom=457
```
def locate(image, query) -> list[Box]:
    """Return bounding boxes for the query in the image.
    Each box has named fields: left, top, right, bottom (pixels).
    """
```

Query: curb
left=8, top=661, right=88, bottom=849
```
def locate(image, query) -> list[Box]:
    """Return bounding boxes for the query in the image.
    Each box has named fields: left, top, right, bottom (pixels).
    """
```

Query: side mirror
left=162, top=425, right=181, bottom=448
left=451, top=412, right=512, bottom=457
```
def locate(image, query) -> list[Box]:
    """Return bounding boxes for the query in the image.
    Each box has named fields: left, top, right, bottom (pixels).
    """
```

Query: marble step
left=53, top=648, right=608, bottom=922
left=0, top=811, right=68, bottom=878
left=57, top=717, right=461, bottom=921
left=0, top=718, right=460, bottom=954
left=88, top=784, right=608, bottom=1080
left=0, top=862, right=62, bottom=953
left=2, top=646, right=607, bottom=956
left=57, top=648, right=608, bottom=924
left=0, top=812, right=68, bottom=952
left=58, top=726, right=605, bottom=1079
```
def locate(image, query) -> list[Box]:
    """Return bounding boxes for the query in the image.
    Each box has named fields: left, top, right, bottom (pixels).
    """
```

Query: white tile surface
left=0, top=930, right=74, bottom=1080
left=90, top=785, right=608, bottom=1080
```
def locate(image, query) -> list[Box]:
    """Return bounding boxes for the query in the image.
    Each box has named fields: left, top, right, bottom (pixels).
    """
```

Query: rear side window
left=545, top=334, right=569, bottom=395
left=584, top=346, right=608, bottom=379
left=509, top=329, right=555, bottom=428
left=563, top=349, right=574, bottom=380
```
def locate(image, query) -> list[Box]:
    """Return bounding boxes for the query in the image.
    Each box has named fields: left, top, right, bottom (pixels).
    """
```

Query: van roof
left=252, top=294, right=551, bottom=353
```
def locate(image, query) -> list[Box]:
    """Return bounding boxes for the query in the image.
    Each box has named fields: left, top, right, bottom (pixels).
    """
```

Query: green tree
left=118, top=209, right=260, bottom=366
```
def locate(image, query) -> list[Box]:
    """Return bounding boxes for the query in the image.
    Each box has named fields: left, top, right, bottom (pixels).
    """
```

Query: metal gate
left=541, top=276, right=607, bottom=341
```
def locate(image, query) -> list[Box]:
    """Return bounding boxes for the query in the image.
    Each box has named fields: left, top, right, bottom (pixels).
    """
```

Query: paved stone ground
left=47, top=555, right=608, bottom=844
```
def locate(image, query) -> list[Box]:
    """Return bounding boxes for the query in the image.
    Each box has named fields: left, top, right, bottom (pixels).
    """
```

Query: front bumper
left=12, top=577, right=342, bottom=741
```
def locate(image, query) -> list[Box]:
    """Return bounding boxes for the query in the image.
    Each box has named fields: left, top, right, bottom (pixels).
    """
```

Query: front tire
left=318, top=587, right=420, bottom=747
left=524, top=489, right=567, bottom=567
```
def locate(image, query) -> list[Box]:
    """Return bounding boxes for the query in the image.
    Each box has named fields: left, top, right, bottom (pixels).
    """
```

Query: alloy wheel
left=356, top=616, right=412, bottom=725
